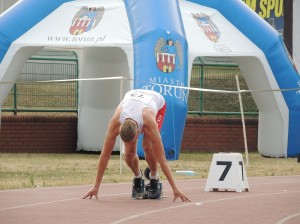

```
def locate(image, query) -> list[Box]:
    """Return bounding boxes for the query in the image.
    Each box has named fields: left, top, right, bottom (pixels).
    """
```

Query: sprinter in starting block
left=82, top=90, right=190, bottom=202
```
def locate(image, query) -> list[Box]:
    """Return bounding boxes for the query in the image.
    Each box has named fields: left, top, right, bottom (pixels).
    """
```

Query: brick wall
left=0, top=115, right=77, bottom=153
left=181, top=117, right=258, bottom=153
left=0, top=115, right=258, bottom=153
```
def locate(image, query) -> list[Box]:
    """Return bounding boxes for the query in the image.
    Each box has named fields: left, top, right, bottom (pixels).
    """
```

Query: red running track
left=0, top=176, right=300, bottom=224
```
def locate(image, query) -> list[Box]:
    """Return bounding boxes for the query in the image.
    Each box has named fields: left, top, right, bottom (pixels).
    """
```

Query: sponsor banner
left=242, top=0, right=284, bottom=34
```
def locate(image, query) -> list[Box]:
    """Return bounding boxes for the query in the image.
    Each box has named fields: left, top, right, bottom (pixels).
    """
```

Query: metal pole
left=199, top=65, right=204, bottom=114
left=235, top=75, right=249, bottom=166
left=13, top=83, right=17, bottom=115
left=119, top=77, right=124, bottom=175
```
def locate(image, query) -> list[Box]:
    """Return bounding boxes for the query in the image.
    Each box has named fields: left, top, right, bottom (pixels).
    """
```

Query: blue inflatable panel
left=124, top=0, right=189, bottom=160
left=1, top=0, right=299, bottom=157
left=0, top=0, right=72, bottom=63
left=189, top=0, right=300, bottom=157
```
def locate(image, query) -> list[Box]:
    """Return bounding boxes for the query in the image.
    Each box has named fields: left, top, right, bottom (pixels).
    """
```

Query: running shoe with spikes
left=148, top=178, right=161, bottom=199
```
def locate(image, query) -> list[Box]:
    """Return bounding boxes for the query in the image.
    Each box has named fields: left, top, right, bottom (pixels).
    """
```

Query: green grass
left=0, top=152, right=299, bottom=190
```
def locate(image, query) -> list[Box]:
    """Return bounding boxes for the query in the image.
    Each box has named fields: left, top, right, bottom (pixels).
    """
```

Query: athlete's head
left=120, top=119, right=138, bottom=143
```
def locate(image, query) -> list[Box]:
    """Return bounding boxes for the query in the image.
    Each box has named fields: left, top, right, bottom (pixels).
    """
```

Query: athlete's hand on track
left=172, top=189, right=191, bottom=202
left=82, top=186, right=99, bottom=200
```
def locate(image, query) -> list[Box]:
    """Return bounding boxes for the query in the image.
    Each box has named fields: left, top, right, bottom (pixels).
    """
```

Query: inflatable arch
left=0, top=0, right=299, bottom=158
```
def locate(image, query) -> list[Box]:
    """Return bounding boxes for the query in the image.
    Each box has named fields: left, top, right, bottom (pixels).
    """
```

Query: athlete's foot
left=148, top=178, right=160, bottom=199
left=132, top=172, right=144, bottom=198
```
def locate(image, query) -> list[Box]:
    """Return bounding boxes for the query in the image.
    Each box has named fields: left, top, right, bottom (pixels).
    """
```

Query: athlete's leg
left=143, top=135, right=161, bottom=199
left=142, top=135, right=158, bottom=177
left=124, top=139, right=141, bottom=177
left=143, top=102, right=166, bottom=177
left=124, top=139, right=144, bottom=196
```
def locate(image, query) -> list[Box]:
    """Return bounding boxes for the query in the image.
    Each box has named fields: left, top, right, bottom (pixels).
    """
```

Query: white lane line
left=0, top=198, right=79, bottom=211
left=0, top=192, right=129, bottom=212
left=111, top=190, right=300, bottom=224
left=0, top=182, right=130, bottom=193
left=0, top=176, right=299, bottom=193
left=275, top=212, right=300, bottom=224
left=0, top=177, right=299, bottom=212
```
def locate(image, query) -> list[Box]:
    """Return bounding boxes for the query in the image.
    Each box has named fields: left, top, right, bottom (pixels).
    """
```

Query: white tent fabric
left=1, top=0, right=134, bottom=152
left=180, top=0, right=288, bottom=158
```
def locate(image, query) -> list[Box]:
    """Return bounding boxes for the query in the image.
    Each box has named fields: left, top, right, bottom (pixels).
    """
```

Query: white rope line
left=1, top=76, right=300, bottom=94
left=0, top=76, right=125, bottom=84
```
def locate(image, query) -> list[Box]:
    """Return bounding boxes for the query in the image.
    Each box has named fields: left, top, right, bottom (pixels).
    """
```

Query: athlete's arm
left=142, top=109, right=191, bottom=202
left=82, top=109, right=121, bottom=199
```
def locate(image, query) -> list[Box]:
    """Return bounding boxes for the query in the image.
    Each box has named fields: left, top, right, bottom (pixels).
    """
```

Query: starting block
left=131, top=167, right=163, bottom=199
left=205, top=153, right=249, bottom=192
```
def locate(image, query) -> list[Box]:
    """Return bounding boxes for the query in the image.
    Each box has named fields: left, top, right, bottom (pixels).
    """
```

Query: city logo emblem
left=155, top=38, right=183, bottom=73
left=193, top=12, right=220, bottom=43
left=70, top=6, right=104, bottom=35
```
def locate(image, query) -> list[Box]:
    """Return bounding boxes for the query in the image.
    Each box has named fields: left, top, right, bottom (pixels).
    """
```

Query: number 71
left=216, top=161, right=244, bottom=181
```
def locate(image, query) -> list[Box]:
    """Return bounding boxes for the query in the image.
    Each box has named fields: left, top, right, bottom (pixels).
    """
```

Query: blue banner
left=124, top=0, right=188, bottom=160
